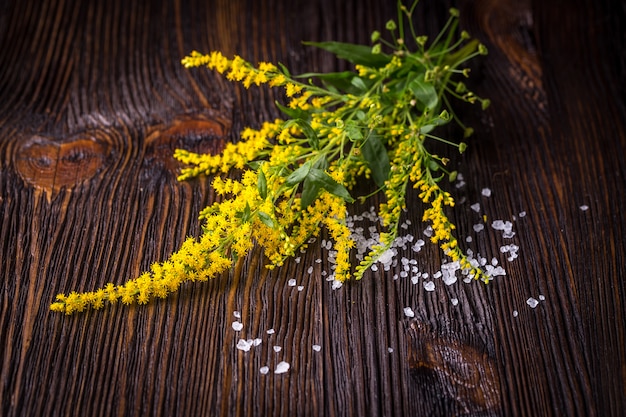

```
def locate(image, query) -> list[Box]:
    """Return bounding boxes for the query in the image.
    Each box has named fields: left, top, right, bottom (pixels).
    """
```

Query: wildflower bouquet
left=51, top=2, right=490, bottom=314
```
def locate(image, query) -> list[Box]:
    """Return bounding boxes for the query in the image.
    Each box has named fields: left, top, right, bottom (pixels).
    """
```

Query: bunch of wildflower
left=51, top=1, right=490, bottom=314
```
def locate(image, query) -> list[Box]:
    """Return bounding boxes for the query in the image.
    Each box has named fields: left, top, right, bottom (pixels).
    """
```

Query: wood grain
left=1, top=0, right=625, bottom=416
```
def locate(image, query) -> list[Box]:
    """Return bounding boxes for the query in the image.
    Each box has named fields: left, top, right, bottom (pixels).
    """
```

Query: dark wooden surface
left=1, top=0, right=625, bottom=416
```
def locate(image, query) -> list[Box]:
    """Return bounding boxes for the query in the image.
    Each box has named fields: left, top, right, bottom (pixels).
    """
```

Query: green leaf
left=275, top=101, right=309, bottom=121
left=409, top=76, right=439, bottom=110
left=285, top=161, right=312, bottom=187
left=303, top=41, right=391, bottom=68
left=257, top=211, right=275, bottom=228
left=350, top=76, right=368, bottom=92
left=294, top=119, right=319, bottom=150
left=296, top=71, right=371, bottom=95
left=360, top=132, right=390, bottom=187
left=345, top=121, right=364, bottom=142
left=257, top=168, right=267, bottom=199
left=300, top=168, right=354, bottom=209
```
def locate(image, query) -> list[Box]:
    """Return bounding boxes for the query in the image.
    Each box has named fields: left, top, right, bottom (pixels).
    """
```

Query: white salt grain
left=451, top=298, right=459, bottom=306
left=388, top=348, right=394, bottom=353
left=518, top=211, right=527, bottom=218
left=297, top=286, right=304, bottom=291
left=253, top=338, right=262, bottom=346
left=473, top=223, right=485, bottom=233
left=307, top=266, right=314, bottom=274
left=236, top=339, right=253, bottom=352
left=233, top=311, right=241, bottom=318
left=481, top=188, right=492, bottom=197
left=423, top=281, right=436, bottom=292
left=404, top=307, right=415, bottom=318
left=331, top=280, right=343, bottom=290
left=274, top=361, right=290, bottom=374
left=312, top=345, right=322, bottom=352
left=411, top=276, right=419, bottom=284
left=260, top=366, right=270, bottom=375
left=579, top=205, right=589, bottom=211
left=513, top=310, right=519, bottom=317
left=267, top=328, right=275, bottom=335
left=466, top=236, right=473, bottom=243
left=273, top=346, right=282, bottom=352
left=232, top=321, right=244, bottom=332
left=526, top=297, right=539, bottom=308
left=287, top=278, right=297, bottom=287
left=471, top=203, right=481, bottom=212
left=539, top=294, right=545, bottom=301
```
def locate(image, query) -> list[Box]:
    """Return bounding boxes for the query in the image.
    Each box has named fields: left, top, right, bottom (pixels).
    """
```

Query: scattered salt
left=579, top=205, right=589, bottom=211
left=260, top=366, right=270, bottom=375
left=233, top=311, right=241, bottom=318
left=273, top=346, right=282, bottom=352
left=331, top=280, right=343, bottom=290
left=312, top=345, right=322, bottom=352
left=518, top=211, right=526, bottom=218
left=253, top=338, right=262, bottom=346
left=466, top=236, right=473, bottom=243
left=297, top=286, right=304, bottom=291
left=481, top=188, right=492, bottom=197
left=287, top=279, right=297, bottom=287
left=232, top=321, right=244, bottom=332
left=513, top=310, right=519, bottom=317
left=274, top=361, right=290, bottom=374
left=538, top=294, right=545, bottom=301
left=526, top=297, right=539, bottom=308
left=423, top=281, right=435, bottom=292
left=473, top=223, right=485, bottom=233
left=388, top=347, right=394, bottom=353
left=266, top=328, right=275, bottom=335
left=307, top=266, right=314, bottom=274
left=403, top=307, right=415, bottom=318
left=411, top=276, right=419, bottom=284
left=451, top=298, right=459, bottom=306
left=471, top=203, right=481, bottom=212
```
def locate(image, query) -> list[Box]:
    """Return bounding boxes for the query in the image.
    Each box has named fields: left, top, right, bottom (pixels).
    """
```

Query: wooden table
left=1, top=0, right=625, bottom=415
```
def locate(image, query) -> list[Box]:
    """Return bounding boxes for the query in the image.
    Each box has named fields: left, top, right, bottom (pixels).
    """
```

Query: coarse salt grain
left=481, top=188, right=492, bottom=197
left=538, top=295, right=545, bottom=301
left=274, top=361, right=290, bottom=374
left=253, top=338, right=262, bottom=346
left=519, top=211, right=526, bottom=218
left=473, top=223, right=485, bottom=233
left=312, top=345, right=321, bottom=352
left=404, top=307, right=415, bottom=318
left=260, top=366, right=270, bottom=375
left=233, top=311, right=241, bottom=318
left=236, top=339, right=254, bottom=352
left=451, top=298, right=459, bottom=306
left=526, top=297, right=539, bottom=308
left=471, top=203, right=481, bottom=212
left=513, top=310, right=519, bottom=317
left=423, top=281, right=435, bottom=292
left=297, top=286, right=304, bottom=291
left=307, top=266, right=314, bottom=274
left=388, top=347, right=394, bottom=353
left=287, top=278, right=297, bottom=287
left=232, top=321, right=243, bottom=331
left=267, top=328, right=275, bottom=335
left=579, top=205, right=589, bottom=211
left=273, top=346, right=282, bottom=352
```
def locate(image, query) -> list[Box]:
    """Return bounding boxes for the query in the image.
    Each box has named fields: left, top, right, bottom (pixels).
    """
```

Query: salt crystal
left=331, top=280, right=343, bottom=290
left=466, top=236, right=473, bottom=243
left=377, top=248, right=395, bottom=265
left=312, top=345, right=322, bottom=352
left=473, top=223, right=485, bottom=233
left=433, top=271, right=442, bottom=279
left=295, top=257, right=301, bottom=264
left=451, top=298, right=459, bottom=306
left=236, top=339, right=254, bottom=352
left=423, top=281, right=435, bottom=292
left=538, top=294, right=545, bottom=301
left=307, top=266, right=314, bottom=274
left=253, top=338, right=262, bottom=346
left=274, top=361, right=290, bottom=374
left=233, top=311, right=241, bottom=318
left=491, top=257, right=498, bottom=266
left=400, top=271, right=408, bottom=278
left=232, top=321, right=243, bottom=331
left=579, top=205, right=589, bottom=211
left=388, top=347, right=394, bottom=353
left=481, top=188, right=492, bottom=197
left=371, top=264, right=379, bottom=272
left=404, top=307, right=415, bottom=318
left=513, top=310, right=519, bottom=317
left=297, top=286, right=304, bottom=291
left=267, top=328, right=275, bottom=335
left=519, top=211, right=526, bottom=218
left=471, top=203, right=481, bottom=212
left=422, top=272, right=429, bottom=279
left=315, top=258, right=322, bottom=263
left=273, top=346, right=282, bottom=352
left=526, top=297, right=539, bottom=308
left=260, top=366, right=270, bottom=374
left=411, top=276, right=419, bottom=284
left=423, top=226, right=433, bottom=237
left=288, top=279, right=297, bottom=287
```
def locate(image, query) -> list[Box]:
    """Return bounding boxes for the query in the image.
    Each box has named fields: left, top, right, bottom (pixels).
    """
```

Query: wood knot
left=407, top=321, right=500, bottom=415
left=14, top=132, right=112, bottom=198
left=143, top=115, right=230, bottom=174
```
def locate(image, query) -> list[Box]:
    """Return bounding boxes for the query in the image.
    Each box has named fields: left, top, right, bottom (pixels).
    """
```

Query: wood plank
left=1, top=0, right=624, bottom=416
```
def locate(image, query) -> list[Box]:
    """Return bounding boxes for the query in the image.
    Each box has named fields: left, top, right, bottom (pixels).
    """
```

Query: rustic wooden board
left=1, top=0, right=625, bottom=416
